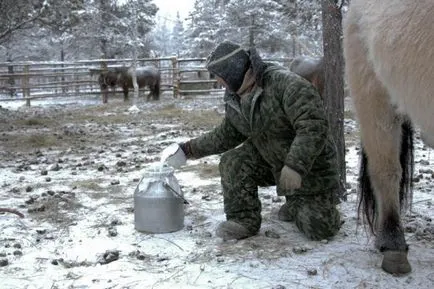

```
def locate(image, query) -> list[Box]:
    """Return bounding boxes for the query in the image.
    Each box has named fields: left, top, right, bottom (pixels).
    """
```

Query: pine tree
left=183, top=0, right=323, bottom=58
left=273, top=0, right=323, bottom=56
left=171, top=12, right=186, bottom=57
left=37, top=1, right=85, bottom=61
left=0, top=0, right=48, bottom=44
left=71, top=0, right=157, bottom=59
left=152, top=18, right=172, bottom=57
left=184, top=0, right=225, bottom=57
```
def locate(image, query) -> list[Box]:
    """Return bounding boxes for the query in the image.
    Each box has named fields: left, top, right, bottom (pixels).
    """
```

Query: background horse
left=98, top=66, right=160, bottom=103
left=343, top=0, right=434, bottom=274
left=289, top=56, right=324, bottom=97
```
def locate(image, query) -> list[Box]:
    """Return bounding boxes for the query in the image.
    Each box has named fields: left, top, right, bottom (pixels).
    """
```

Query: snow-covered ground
left=0, top=94, right=432, bottom=289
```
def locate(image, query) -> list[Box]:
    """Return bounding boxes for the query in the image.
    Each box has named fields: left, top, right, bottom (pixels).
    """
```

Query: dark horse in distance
left=98, top=66, right=160, bottom=103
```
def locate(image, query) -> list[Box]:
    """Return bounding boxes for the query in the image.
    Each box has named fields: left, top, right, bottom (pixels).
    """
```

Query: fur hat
left=206, top=41, right=251, bottom=92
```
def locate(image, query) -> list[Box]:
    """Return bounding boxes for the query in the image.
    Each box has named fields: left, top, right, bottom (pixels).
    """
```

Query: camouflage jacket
left=188, top=65, right=339, bottom=195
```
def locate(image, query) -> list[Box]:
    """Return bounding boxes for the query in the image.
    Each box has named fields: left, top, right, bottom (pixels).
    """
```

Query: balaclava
left=206, top=41, right=251, bottom=92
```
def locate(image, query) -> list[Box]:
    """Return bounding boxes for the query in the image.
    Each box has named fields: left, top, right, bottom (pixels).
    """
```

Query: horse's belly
left=391, top=91, right=434, bottom=148
left=420, top=133, right=434, bottom=148
left=415, top=114, right=434, bottom=148
left=389, top=87, right=434, bottom=141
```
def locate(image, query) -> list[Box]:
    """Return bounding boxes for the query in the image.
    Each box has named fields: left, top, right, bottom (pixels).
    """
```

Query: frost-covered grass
left=0, top=94, right=432, bottom=289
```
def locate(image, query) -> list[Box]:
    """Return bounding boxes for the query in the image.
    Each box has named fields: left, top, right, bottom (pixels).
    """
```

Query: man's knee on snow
left=293, top=197, right=341, bottom=240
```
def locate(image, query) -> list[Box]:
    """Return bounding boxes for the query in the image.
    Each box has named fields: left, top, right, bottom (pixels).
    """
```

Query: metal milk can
left=134, top=163, right=186, bottom=233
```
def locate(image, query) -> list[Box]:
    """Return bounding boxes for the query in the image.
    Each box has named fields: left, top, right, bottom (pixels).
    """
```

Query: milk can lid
left=144, top=162, right=175, bottom=177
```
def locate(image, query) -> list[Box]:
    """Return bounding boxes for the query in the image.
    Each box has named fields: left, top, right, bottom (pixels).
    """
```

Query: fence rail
left=0, top=56, right=292, bottom=106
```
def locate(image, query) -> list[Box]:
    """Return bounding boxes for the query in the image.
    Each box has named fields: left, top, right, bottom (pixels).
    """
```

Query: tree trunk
left=321, top=0, right=346, bottom=201
left=131, top=6, right=139, bottom=104
left=61, top=43, right=66, bottom=93
left=249, top=15, right=255, bottom=47
left=99, top=0, right=109, bottom=59
left=7, top=53, right=16, bottom=98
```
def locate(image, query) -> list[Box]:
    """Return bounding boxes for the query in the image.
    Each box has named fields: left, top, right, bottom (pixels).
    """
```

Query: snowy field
left=0, top=94, right=432, bottom=289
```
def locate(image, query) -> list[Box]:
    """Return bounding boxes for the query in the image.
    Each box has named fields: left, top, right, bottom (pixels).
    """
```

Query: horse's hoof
left=382, top=250, right=412, bottom=274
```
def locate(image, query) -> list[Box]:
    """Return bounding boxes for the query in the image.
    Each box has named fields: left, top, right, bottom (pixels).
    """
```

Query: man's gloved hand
left=279, top=165, right=302, bottom=191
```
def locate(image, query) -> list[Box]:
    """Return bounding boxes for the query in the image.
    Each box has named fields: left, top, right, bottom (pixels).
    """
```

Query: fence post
left=22, top=65, right=31, bottom=106
left=171, top=56, right=179, bottom=98
left=7, top=61, right=16, bottom=98
left=75, top=64, right=80, bottom=95
left=100, top=60, right=108, bottom=103
left=61, top=49, right=67, bottom=94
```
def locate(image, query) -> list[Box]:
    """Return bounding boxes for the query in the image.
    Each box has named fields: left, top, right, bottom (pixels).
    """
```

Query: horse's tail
left=358, top=119, right=414, bottom=234
left=399, top=119, right=414, bottom=210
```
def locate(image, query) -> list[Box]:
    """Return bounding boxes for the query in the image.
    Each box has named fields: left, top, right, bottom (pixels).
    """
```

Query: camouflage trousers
left=281, top=193, right=341, bottom=240
left=219, top=141, right=341, bottom=240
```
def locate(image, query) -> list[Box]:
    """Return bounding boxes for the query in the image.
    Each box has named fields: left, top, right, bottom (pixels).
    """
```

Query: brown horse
left=98, top=66, right=161, bottom=103
left=343, top=0, right=434, bottom=274
left=289, top=56, right=324, bottom=97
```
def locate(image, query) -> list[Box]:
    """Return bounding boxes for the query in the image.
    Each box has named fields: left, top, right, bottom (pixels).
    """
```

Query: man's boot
left=215, top=220, right=254, bottom=240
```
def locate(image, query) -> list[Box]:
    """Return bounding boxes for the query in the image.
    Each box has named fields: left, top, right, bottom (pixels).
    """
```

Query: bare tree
left=0, top=0, right=47, bottom=44
left=37, top=1, right=84, bottom=62
left=321, top=0, right=346, bottom=201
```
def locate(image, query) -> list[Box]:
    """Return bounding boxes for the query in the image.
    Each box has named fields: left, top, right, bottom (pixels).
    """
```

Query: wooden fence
left=0, top=56, right=292, bottom=106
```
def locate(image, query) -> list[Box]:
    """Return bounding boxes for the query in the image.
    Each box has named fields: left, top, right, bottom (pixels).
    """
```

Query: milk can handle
left=135, top=175, right=153, bottom=193
left=163, top=181, right=189, bottom=205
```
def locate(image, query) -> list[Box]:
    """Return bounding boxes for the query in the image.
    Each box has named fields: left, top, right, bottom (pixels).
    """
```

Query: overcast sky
left=153, top=0, right=195, bottom=20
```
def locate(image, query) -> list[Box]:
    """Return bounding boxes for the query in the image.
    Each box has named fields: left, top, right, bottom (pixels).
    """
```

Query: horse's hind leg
left=154, top=80, right=160, bottom=101
left=122, top=86, right=129, bottom=101
left=98, top=76, right=108, bottom=104
left=152, top=84, right=160, bottom=101
left=146, top=84, right=159, bottom=101
left=101, top=88, right=108, bottom=104
left=99, top=85, right=108, bottom=104
left=344, top=18, right=411, bottom=274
